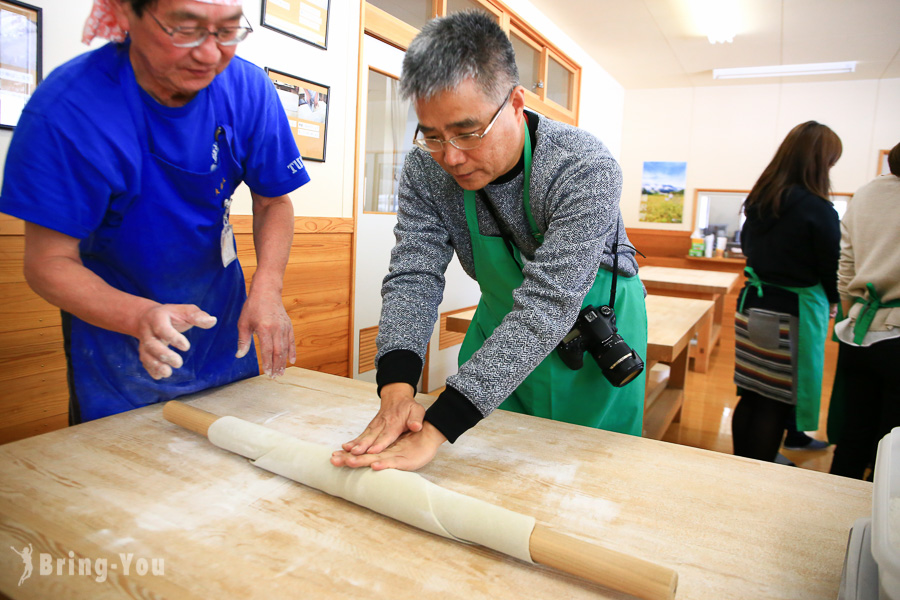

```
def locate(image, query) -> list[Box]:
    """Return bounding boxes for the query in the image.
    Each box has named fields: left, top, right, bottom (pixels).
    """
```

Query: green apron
left=826, top=283, right=900, bottom=442
left=457, top=123, right=646, bottom=435
left=739, top=267, right=829, bottom=431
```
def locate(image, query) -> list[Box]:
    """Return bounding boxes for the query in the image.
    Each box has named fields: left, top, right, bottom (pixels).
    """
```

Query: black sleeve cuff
left=424, top=385, right=484, bottom=443
left=375, top=349, right=422, bottom=397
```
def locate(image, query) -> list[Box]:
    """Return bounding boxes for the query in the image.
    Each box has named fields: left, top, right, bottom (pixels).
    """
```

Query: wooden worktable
left=637, top=266, right=741, bottom=373
left=0, top=368, right=870, bottom=599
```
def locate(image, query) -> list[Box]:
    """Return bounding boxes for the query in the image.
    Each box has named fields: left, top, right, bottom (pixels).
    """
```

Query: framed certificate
left=0, top=0, right=42, bottom=129
left=266, top=68, right=330, bottom=162
left=261, top=0, right=330, bottom=50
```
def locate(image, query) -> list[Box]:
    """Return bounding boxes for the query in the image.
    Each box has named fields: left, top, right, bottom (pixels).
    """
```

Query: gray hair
left=400, top=11, right=519, bottom=104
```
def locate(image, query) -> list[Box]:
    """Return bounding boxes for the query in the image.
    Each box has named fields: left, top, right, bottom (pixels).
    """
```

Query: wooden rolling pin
left=164, top=401, right=678, bottom=600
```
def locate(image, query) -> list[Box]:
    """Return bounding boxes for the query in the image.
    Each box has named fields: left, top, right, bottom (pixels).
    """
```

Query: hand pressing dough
left=207, top=416, right=536, bottom=562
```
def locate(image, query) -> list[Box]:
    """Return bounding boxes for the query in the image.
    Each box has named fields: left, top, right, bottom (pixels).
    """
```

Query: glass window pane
left=510, top=31, right=541, bottom=95
left=547, top=56, right=573, bottom=109
left=368, top=0, right=432, bottom=30
left=446, top=0, right=497, bottom=22
left=365, top=70, right=418, bottom=213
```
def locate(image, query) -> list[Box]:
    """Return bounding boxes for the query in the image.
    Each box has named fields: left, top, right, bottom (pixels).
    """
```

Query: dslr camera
left=556, top=304, right=644, bottom=387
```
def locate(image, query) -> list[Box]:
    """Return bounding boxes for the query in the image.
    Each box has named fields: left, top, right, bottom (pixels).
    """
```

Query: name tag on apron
left=221, top=197, right=236, bottom=268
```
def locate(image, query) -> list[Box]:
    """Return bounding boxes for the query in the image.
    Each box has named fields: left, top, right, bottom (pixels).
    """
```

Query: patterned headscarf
left=82, top=0, right=243, bottom=45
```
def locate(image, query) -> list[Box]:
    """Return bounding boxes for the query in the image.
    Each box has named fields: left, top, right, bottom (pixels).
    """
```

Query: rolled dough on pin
left=207, top=416, right=536, bottom=563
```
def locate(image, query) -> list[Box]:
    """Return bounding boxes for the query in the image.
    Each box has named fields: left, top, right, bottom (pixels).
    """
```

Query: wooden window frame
left=509, top=24, right=545, bottom=102
left=363, top=0, right=581, bottom=125
left=362, top=66, right=408, bottom=215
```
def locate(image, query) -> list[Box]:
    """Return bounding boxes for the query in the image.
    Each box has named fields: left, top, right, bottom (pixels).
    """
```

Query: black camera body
left=556, top=304, right=644, bottom=387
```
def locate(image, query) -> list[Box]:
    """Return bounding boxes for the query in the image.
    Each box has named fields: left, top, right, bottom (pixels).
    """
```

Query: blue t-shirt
left=0, top=43, right=312, bottom=420
left=0, top=41, right=310, bottom=239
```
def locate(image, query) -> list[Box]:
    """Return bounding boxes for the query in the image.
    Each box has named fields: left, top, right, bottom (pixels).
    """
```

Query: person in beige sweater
left=829, top=142, right=900, bottom=479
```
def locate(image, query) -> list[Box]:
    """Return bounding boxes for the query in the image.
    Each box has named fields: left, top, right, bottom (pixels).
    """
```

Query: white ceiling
left=524, top=0, right=900, bottom=89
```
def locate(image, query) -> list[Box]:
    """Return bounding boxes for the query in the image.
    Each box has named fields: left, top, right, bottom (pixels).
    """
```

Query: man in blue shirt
left=0, top=0, right=310, bottom=422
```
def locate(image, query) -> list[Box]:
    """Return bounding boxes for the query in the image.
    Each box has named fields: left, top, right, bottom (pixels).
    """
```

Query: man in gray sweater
left=332, top=11, right=647, bottom=472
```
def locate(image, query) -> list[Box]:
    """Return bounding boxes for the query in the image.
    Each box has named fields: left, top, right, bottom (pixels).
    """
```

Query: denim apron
left=66, top=55, right=258, bottom=422
left=458, top=122, right=646, bottom=435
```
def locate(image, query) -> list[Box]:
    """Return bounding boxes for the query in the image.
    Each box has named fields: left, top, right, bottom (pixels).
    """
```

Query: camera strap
left=609, top=219, right=620, bottom=309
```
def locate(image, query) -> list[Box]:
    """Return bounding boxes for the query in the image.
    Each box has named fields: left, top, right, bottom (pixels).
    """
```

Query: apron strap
left=738, top=266, right=765, bottom=313
left=521, top=117, right=543, bottom=244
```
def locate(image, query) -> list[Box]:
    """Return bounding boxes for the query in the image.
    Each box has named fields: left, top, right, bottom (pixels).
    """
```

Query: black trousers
left=829, top=336, right=900, bottom=480
left=732, top=390, right=793, bottom=461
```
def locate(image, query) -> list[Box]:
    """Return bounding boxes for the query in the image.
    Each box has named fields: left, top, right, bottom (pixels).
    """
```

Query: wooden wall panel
left=0, top=326, right=66, bottom=382
left=358, top=326, right=378, bottom=374
left=627, top=228, right=691, bottom=266
left=0, top=281, right=61, bottom=333
left=0, top=368, right=69, bottom=429
left=627, top=228, right=746, bottom=272
left=0, top=214, right=354, bottom=445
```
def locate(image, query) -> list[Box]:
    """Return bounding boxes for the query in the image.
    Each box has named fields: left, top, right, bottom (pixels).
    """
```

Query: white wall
left=0, top=0, right=359, bottom=218
left=620, top=78, right=900, bottom=231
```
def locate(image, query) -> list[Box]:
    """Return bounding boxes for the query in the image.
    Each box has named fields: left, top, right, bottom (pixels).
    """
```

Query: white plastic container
left=839, top=518, right=879, bottom=600
left=703, top=234, right=714, bottom=258
left=872, top=427, right=900, bottom=599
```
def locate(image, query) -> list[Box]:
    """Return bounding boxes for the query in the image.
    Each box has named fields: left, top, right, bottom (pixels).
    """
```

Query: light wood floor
left=661, top=292, right=838, bottom=473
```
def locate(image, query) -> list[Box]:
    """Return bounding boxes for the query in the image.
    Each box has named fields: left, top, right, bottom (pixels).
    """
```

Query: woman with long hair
left=732, top=121, right=842, bottom=462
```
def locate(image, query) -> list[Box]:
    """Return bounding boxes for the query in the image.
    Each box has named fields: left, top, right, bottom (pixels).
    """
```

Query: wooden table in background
left=637, top=266, right=741, bottom=373
left=446, top=308, right=476, bottom=334
left=643, top=295, right=714, bottom=440
left=0, top=368, right=870, bottom=599
left=446, top=299, right=715, bottom=441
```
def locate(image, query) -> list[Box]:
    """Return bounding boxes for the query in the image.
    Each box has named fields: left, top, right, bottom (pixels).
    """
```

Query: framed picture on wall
left=877, top=149, right=890, bottom=176
left=266, top=68, right=329, bottom=162
left=0, top=0, right=42, bottom=130
left=639, top=161, right=687, bottom=224
left=261, top=0, right=330, bottom=50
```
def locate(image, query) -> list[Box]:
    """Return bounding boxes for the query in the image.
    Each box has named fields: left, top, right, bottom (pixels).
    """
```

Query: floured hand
left=137, top=304, right=217, bottom=379
left=331, top=422, right=447, bottom=471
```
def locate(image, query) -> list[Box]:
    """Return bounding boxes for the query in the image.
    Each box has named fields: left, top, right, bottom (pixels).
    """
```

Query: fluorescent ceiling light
left=713, top=61, right=857, bottom=79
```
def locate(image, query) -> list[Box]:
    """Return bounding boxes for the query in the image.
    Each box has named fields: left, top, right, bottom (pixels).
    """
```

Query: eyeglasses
left=413, top=89, right=514, bottom=152
left=147, top=11, right=253, bottom=48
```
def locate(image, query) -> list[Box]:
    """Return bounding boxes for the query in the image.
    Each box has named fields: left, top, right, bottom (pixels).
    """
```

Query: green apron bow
left=851, top=283, right=900, bottom=344
left=828, top=283, right=900, bottom=443
left=738, top=267, right=765, bottom=313
left=739, top=267, right=829, bottom=431
left=458, top=119, right=646, bottom=434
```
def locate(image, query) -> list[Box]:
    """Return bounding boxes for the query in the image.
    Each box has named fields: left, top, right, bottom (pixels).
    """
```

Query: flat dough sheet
left=207, top=416, right=536, bottom=563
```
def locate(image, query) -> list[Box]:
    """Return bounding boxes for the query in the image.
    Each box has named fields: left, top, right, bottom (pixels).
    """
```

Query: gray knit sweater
left=375, top=113, right=639, bottom=440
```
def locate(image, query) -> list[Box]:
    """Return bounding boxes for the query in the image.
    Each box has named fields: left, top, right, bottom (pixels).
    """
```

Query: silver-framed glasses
left=413, top=88, right=514, bottom=152
left=147, top=11, right=253, bottom=48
